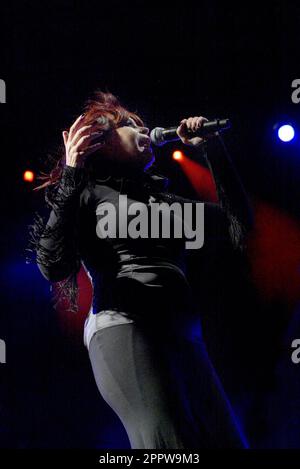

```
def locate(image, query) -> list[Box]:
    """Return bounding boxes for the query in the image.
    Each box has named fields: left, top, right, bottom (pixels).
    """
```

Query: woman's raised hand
left=62, top=114, right=104, bottom=168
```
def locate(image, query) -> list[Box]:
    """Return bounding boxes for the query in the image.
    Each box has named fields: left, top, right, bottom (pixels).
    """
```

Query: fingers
left=68, top=124, right=93, bottom=147
left=64, top=114, right=107, bottom=167
left=195, top=116, right=208, bottom=130
left=190, top=117, right=199, bottom=131
left=176, top=121, right=189, bottom=141
left=79, top=142, right=104, bottom=158
left=66, top=131, right=104, bottom=166
left=179, top=118, right=188, bottom=127
left=180, top=116, right=208, bottom=132
left=68, top=114, right=85, bottom=140
left=72, top=132, right=104, bottom=154
left=62, top=130, right=69, bottom=146
left=68, top=143, right=104, bottom=167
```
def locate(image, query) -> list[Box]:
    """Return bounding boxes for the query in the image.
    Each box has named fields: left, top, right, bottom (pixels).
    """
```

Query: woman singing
left=29, top=91, right=252, bottom=449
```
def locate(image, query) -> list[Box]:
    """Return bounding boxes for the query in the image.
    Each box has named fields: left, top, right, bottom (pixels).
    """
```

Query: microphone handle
left=161, top=128, right=181, bottom=142
left=150, top=118, right=231, bottom=146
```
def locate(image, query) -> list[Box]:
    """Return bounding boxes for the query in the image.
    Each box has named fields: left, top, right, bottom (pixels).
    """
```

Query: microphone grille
left=150, top=127, right=165, bottom=146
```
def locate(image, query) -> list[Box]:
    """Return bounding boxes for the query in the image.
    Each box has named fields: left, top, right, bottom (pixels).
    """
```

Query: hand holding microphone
left=177, top=116, right=212, bottom=147
left=150, top=116, right=231, bottom=146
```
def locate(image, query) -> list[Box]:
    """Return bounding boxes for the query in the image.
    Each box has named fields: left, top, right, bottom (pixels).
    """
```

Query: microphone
left=150, top=118, right=231, bottom=146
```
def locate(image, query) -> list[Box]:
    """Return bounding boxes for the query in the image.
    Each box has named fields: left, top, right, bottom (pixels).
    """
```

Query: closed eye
left=127, top=119, right=137, bottom=128
left=118, top=118, right=136, bottom=128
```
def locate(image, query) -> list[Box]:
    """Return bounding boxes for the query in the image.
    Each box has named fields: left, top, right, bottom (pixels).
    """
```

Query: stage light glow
left=173, top=150, right=183, bottom=161
left=23, top=170, right=35, bottom=182
left=277, top=124, right=295, bottom=142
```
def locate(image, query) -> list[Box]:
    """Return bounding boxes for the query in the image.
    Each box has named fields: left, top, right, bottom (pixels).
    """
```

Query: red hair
left=33, top=90, right=145, bottom=191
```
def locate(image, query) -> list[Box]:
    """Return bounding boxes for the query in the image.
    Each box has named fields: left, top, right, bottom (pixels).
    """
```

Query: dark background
left=0, top=0, right=300, bottom=449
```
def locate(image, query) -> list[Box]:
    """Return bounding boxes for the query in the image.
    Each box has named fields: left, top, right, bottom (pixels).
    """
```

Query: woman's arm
left=36, top=113, right=104, bottom=281
left=36, top=165, right=86, bottom=281
left=203, top=135, right=254, bottom=250
left=176, top=116, right=253, bottom=251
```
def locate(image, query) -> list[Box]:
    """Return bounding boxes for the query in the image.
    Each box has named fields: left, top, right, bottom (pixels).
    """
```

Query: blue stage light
left=278, top=124, right=295, bottom=142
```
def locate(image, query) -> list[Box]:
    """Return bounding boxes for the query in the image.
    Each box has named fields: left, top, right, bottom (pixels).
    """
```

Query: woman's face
left=101, top=116, right=155, bottom=171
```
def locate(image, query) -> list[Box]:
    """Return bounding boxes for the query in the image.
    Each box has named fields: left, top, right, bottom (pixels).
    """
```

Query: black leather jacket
left=32, top=139, right=253, bottom=321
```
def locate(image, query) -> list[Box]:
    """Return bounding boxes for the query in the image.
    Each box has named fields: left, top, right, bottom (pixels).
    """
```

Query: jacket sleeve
left=203, top=135, right=254, bottom=251
left=36, top=165, right=87, bottom=282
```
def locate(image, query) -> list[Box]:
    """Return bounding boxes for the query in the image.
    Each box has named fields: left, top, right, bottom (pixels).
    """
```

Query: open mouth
left=138, top=134, right=152, bottom=152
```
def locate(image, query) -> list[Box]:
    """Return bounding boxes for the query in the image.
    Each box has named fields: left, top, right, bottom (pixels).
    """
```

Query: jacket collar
left=93, top=167, right=169, bottom=193
left=141, top=169, right=169, bottom=192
